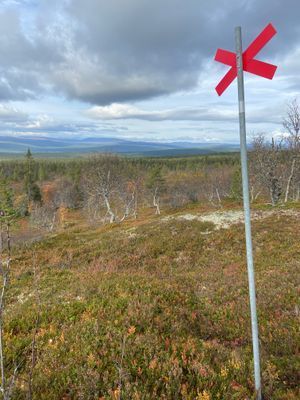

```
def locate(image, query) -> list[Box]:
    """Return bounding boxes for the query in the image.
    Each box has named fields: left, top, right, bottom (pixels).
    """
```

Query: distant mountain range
left=0, top=135, right=239, bottom=157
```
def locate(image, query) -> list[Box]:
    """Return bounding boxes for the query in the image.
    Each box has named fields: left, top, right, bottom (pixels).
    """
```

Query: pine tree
left=24, top=149, right=42, bottom=212
left=0, top=178, right=14, bottom=219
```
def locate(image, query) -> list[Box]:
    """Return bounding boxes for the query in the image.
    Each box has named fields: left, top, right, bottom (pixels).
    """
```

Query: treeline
left=0, top=99, right=299, bottom=230
left=0, top=147, right=241, bottom=224
left=0, top=142, right=298, bottom=229
left=0, top=151, right=240, bottom=228
left=0, top=152, right=239, bottom=182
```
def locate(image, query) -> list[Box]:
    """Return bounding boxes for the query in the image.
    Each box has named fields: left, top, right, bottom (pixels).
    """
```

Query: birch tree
left=146, top=167, right=165, bottom=215
left=250, top=134, right=283, bottom=206
left=282, top=98, right=300, bottom=202
left=84, top=155, right=126, bottom=223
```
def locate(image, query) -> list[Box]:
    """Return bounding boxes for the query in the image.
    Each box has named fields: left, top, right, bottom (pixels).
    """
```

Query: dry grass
left=2, top=204, right=300, bottom=399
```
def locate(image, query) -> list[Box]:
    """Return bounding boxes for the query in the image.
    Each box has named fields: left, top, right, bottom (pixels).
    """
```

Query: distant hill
left=0, top=135, right=239, bottom=156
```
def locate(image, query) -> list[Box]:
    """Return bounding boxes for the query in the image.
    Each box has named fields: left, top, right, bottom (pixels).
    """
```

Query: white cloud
left=85, top=102, right=284, bottom=125
left=85, top=103, right=238, bottom=122
left=0, top=104, right=27, bottom=122
left=23, top=114, right=53, bottom=129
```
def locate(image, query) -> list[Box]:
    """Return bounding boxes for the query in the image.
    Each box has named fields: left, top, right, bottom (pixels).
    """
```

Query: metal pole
left=235, top=26, right=262, bottom=400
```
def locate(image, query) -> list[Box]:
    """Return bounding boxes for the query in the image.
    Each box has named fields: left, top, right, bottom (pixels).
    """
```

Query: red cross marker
left=215, top=23, right=277, bottom=96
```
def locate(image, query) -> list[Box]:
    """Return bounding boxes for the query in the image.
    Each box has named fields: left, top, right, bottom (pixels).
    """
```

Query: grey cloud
left=0, top=0, right=299, bottom=104
left=0, top=4, right=67, bottom=100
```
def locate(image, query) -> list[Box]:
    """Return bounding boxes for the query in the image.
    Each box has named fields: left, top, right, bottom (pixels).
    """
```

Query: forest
left=0, top=131, right=299, bottom=235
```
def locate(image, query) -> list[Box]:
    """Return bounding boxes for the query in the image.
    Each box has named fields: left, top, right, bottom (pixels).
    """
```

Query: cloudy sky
left=0, top=0, right=299, bottom=143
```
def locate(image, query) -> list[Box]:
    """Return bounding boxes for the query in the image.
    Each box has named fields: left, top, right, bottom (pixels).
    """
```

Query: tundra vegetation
left=0, top=100, right=299, bottom=399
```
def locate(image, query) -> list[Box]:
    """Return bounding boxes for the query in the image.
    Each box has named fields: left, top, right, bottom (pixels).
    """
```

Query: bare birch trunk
left=120, top=191, right=136, bottom=222
left=284, top=158, right=296, bottom=203
left=153, top=187, right=160, bottom=215
left=215, top=187, right=222, bottom=206
left=49, top=210, right=57, bottom=232
left=133, top=191, right=138, bottom=220
left=104, top=194, right=115, bottom=223
left=296, top=187, right=300, bottom=201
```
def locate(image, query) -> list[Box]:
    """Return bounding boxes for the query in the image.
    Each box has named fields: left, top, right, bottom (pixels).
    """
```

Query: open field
left=3, top=203, right=299, bottom=399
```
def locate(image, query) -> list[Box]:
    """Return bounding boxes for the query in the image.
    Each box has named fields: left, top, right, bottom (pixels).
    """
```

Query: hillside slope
left=5, top=206, right=300, bottom=399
